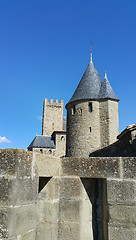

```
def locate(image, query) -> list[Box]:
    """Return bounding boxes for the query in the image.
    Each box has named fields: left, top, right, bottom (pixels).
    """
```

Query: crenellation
left=42, top=97, right=64, bottom=136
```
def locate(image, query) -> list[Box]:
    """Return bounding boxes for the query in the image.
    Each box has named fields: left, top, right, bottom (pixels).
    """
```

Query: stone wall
left=66, top=99, right=119, bottom=158
left=0, top=149, right=136, bottom=240
left=32, top=147, right=56, bottom=156
left=66, top=100, right=101, bottom=157
left=61, top=157, right=136, bottom=240
left=42, top=98, right=64, bottom=136
left=107, top=100, right=119, bottom=145
left=0, top=149, right=38, bottom=239
left=53, top=132, right=66, bottom=157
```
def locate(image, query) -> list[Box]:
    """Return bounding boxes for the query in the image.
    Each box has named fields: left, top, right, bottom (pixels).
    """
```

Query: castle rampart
left=0, top=148, right=136, bottom=240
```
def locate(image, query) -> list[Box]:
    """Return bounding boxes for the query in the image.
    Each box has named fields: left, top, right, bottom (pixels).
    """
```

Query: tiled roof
left=68, top=62, right=103, bottom=103
left=67, top=61, right=119, bottom=104
left=28, top=135, right=56, bottom=149
left=99, top=73, right=119, bottom=100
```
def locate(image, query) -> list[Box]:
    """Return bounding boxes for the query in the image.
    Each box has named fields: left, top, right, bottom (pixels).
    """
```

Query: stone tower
left=42, top=98, right=64, bottom=136
left=66, top=54, right=119, bottom=157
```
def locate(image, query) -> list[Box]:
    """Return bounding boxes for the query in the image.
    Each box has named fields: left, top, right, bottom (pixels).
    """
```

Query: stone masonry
left=66, top=60, right=119, bottom=158
left=0, top=149, right=136, bottom=239
left=42, top=98, right=64, bottom=136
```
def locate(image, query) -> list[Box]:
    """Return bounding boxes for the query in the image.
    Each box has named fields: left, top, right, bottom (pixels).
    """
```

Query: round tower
left=66, top=54, right=119, bottom=158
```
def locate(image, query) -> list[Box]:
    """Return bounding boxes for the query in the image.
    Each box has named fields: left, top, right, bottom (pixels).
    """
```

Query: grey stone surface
left=108, top=226, right=136, bottom=240
left=59, top=199, right=80, bottom=222
left=42, top=98, right=64, bottom=136
left=58, top=222, right=80, bottom=240
left=36, top=222, right=58, bottom=240
left=123, top=157, right=136, bottom=179
left=35, top=153, right=61, bottom=177
left=109, top=204, right=136, bottom=226
left=61, top=157, right=120, bottom=178
left=59, top=177, right=81, bottom=199
left=38, top=177, right=60, bottom=200
left=0, top=149, right=136, bottom=240
left=42, top=200, right=59, bottom=222
left=20, top=230, right=36, bottom=240
left=0, top=204, right=37, bottom=237
left=107, top=179, right=136, bottom=204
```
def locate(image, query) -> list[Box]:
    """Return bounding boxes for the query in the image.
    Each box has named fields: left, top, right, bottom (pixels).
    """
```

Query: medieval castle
left=0, top=52, right=136, bottom=240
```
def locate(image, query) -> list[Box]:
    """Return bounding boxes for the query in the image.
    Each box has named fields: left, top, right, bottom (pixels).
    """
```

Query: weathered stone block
left=123, top=158, right=136, bottom=179
left=0, top=208, right=8, bottom=239
left=42, top=200, right=59, bottom=222
left=0, top=149, right=17, bottom=175
left=59, top=177, right=81, bottom=199
left=10, top=178, right=38, bottom=205
left=78, top=158, right=120, bottom=178
left=59, top=199, right=80, bottom=222
left=0, top=208, right=9, bottom=239
left=107, top=179, right=136, bottom=204
left=0, top=177, right=38, bottom=206
left=58, top=221, right=80, bottom=240
left=61, top=157, right=80, bottom=176
left=0, top=149, right=37, bottom=178
left=108, top=225, right=136, bottom=240
left=61, top=157, right=120, bottom=178
left=36, top=222, right=52, bottom=240
left=80, top=222, right=94, bottom=240
left=0, top=177, right=12, bottom=204
left=20, top=230, right=35, bottom=240
left=38, top=177, right=60, bottom=200
left=36, top=222, right=58, bottom=240
left=109, top=205, right=136, bottom=226
left=80, top=199, right=92, bottom=222
left=1, top=204, right=37, bottom=237
left=35, top=152, right=61, bottom=176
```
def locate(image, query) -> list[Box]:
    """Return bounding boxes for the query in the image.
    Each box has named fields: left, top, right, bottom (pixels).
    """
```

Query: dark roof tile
left=99, top=73, right=119, bottom=100
left=67, top=61, right=119, bottom=105
left=28, top=135, right=56, bottom=149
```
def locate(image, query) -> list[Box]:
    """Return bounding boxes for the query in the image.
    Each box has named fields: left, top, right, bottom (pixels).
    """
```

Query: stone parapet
left=0, top=149, right=136, bottom=239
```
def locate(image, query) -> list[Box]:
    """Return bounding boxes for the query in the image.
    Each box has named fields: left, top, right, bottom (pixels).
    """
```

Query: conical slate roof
left=68, top=61, right=103, bottom=103
left=67, top=59, right=119, bottom=105
left=99, top=73, right=119, bottom=100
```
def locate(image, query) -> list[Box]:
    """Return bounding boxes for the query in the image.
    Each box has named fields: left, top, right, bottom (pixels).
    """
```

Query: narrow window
left=89, top=103, right=92, bottom=112
left=40, top=149, right=43, bottom=154
left=90, top=127, right=91, bottom=132
left=49, top=149, right=52, bottom=154
left=61, top=136, right=65, bottom=141
left=72, top=105, right=76, bottom=115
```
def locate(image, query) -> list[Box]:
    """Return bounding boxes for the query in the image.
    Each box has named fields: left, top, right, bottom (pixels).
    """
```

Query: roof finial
left=104, top=71, right=107, bottom=79
left=90, top=41, right=93, bottom=63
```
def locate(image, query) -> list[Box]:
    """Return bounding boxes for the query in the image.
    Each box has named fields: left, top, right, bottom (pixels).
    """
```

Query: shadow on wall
left=80, top=178, right=108, bottom=240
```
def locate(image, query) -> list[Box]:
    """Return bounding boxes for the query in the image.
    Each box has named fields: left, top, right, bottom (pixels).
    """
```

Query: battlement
left=42, top=98, right=64, bottom=136
left=44, top=98, right=63, bottom=105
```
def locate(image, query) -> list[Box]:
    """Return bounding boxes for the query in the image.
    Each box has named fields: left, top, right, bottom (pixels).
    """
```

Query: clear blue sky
left=0, top=0, right=136, bottom=150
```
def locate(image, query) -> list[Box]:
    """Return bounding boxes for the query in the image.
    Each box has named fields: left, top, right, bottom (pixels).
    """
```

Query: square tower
left=42, top=98, right=64, bottom=136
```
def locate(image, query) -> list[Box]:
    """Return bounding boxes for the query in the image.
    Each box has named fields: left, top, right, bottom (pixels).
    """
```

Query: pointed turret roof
left=68, top=60, right=103, bottom=104
left=67, top=56, right=119, bottom=105
left=99, top=72, right=119, bottom=100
